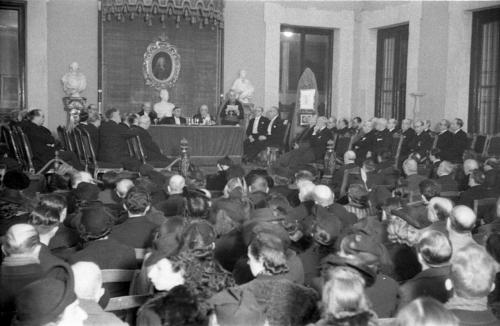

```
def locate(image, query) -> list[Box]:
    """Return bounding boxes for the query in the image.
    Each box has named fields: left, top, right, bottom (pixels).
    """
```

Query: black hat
left=14, top=265, right=76, bottom=326
left=76, top=202, right=114, bottom=241
left=321, top=254, right=377, bottom=287
left=3, top=170, right=30, bottom=190
left=217, top=156, right=234, bottom=167
left=391, top=201, right=431, bottom=229
left=74, top=182, right=100, bottom=201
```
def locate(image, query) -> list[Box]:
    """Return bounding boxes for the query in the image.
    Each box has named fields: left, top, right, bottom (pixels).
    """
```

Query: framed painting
left=143, top=36, right=181, bottom=89
left=299, top=113, right=314, bottom=126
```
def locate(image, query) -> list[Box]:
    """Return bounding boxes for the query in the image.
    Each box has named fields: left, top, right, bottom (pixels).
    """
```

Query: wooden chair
left=134, top=248, right=147, bottom=261
left=73, top=127, right=90, bottom=171
left=263, top=122, right=293, bottom=166
left=340, top=166, right=361, bottom=198
left=79, top=128, right=123, bottom=178
left=12, top=126, right=36, bottom=174
left=104, top=294, right=150, bottom=312
left=127, top=135, right=147, bottom=165
left=57, top=126, right=73, bottom=152
left=392, top=133, right=404, bottom=169
left=473, top=134, right=488, bottom=156
left=484, top=134, right=500, bottom=158
left=1, top=126, right=23, bottom=166
left=473, top=197, right=497, bottom=222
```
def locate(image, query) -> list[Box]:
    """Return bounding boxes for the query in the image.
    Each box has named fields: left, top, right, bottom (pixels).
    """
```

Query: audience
left=3, top=113, right=500, bottom=326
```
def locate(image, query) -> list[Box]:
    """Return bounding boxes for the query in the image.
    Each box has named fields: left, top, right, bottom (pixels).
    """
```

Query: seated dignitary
left=412, top=120, right=433, bottom=163
left=352, top=120, right=376, bottom=165
left=192, top=104, right=215, bottom=125
left=161, top=106, right=186, bottom=125
left=373, top=118, right=392, bottom=157
left=130, top=114, right=169, bottom=162
left=399, top=118, right=417, bottom=161
left=138, top=101, right=158, bottom=124
left=77, top=109, right=99, bottom=153
left=243, top=106, right=270, bottom=163
left=397, top=230, right=453, bottom=309
left=71, top=262, right=126, bottom=326
left=265, top=106, right=285, bottom=147
left=449, top=118, right=468, bottom=163
left=435, top=119, right=454, bottom=162
left=400, top=158, right=427, bottom=196
left=97, top=108, right=130, bottom=164
left=275, top=116, right=332, bottom=168
left=220, top=89, right=244, bottom=125
left=155, top=174, right=186, bottom=216
left=109, top=187, right=158, bottom=248
left=435, top=161, right=459, bottom=192
left=21, top=109, right=82, bottom=171
left=445, top=244, right=498, bottom=325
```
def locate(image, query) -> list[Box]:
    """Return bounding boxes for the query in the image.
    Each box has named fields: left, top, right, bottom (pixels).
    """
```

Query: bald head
left=463, top=159, right=479, bottom=175
left=115, top=179, right=134, bottom=198
left=298, top=180, right=315, bottom=202
left=450, top=205, right=477, bottom=233
left=72, top=262, right=104, bottom=302
left=403, top=159, right=418, bottom=176
left=3, top=224, right=40, bottom=256
left=344, top=150, right=356, bottom=163
left=313, top=185, right=334, bottom=207
left=168, top=174, right=185, bottom=194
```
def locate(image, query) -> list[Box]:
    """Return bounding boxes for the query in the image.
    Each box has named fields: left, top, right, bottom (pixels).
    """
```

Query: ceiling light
left=282, top=31, right=294, bottom=38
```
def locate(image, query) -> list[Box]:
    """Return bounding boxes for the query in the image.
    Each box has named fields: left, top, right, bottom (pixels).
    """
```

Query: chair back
left=13, top=126, right=35, bottom=174
left=73, top=127, right=89, bottom=171
left=340, top=166, right=361, bottom=198
left=57, top=126, right=73, bottom=152
left=79, top=128, right=98, bottom=166
left=104, top=294, right=150, bottom=312
left=392, top=133, right=404, bottom=168
left=127, top=135, right=146, bottom=165
left=1, top=126, right=23, bottom=165
left=474, top=134, right=488, bottom=155
left=484, top=134, right=500, bottom=157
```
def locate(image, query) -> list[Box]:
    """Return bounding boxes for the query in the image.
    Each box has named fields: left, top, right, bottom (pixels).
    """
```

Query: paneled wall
left=102, top=18, right=222, bottom=117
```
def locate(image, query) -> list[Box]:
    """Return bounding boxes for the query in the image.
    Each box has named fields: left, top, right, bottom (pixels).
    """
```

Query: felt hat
left=13, top=265, right=76, bottom=326
left=321, top=254, right=377, bottom=287
left=209, top=288, right=266, bottom=326
left=348, top=184, right=369, bottom=206
left=74, top=182, right=100, bottom=201
left=3, top=170, right=30, bottom=190
left=340, top=232, right=382, bottom=265
left=76, top=202, right=114, bottom=241
left=391, top=201, right=431, bottom=229
left=314, top=207, right=343, bottom=244
left=250, top=208, right=282, bottom=222
left=242, top=220, right=290, bottom=249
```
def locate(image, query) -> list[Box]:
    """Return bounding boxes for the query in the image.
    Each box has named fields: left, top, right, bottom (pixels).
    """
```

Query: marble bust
left=154, top=89, right=175, bottom=119
left=231, top=69, right=254, bottom=104
left=61, top=62, right=87, bottom=97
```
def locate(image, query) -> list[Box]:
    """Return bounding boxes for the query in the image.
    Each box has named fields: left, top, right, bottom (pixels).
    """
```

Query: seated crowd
left=1, top=110, right=500, bottom=326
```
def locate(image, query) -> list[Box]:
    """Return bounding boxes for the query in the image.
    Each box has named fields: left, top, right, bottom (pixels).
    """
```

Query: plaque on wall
left=143, top=36, right=181, bottom=89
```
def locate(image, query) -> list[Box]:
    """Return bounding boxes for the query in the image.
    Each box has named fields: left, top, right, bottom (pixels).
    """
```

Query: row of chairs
left=1, top=125, right=36, bottom=174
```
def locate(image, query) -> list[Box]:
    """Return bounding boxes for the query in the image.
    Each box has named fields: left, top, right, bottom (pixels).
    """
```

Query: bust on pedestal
left=61, top=62, right=87, bottom=128
left=154, top=89, right=175, bottom=120
left=231, top=70, right=255, bottom=126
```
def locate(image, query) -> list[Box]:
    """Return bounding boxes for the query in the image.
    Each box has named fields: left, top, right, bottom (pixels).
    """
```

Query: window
left=279, top=25, right=333, bottom=116
left=0, top=1, right=26, bottom=115
left=469, top=8, right=500, bottom=134
left=375, top=24, right=408, bottom=121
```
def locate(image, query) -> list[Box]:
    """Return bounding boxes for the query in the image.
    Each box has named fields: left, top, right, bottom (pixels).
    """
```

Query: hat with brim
left=321, top=254, right=377, bottom=287
left=390, top=201, right=431, bottom=229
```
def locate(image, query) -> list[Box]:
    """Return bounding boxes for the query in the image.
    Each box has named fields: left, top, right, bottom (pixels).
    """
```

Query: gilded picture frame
left=143, top=38, right=181, bottom=89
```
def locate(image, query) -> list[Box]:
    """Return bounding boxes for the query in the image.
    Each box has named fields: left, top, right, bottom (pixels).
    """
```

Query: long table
left=149, top=125, right=244, bottom=165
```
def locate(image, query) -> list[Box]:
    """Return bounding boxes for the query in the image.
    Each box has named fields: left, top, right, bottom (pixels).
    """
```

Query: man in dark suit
left=21, top=109, right=82, bottom=171
left=400, top=119, right=416, bottom=161
left=435, top=119, right=454, bottom=162
left=192, top=104, right=215, bottom=125
left=373, top=118, right=392, bottom=157
left=154, top=174, right=186, bottom=217
left=110, top=187, right=158, bottom=249
left=353, top=120, right=376, bottom=165
left=332, top=150, right=358, bottom=195
left=98, top=108, right=131, bottom=164
left=130, top=115, right=168, bottom=162
left=138, top=102, right=158, bottom=124
left=436, top=161, right=459, bottom=192
left=243, top=106, right=270, bottom=162
left=450, top=118, right=468, bottom=163
left=398, top=230, right=452, bottom=308
left=265, top=106, right=285, bottom=147
left=458, top=169, right=494, bottom=208
left=412, top=120, right=433, bottom=162
left=161, top=107, right=186, bottom=125
left=78, top=109, right=99, bottom=153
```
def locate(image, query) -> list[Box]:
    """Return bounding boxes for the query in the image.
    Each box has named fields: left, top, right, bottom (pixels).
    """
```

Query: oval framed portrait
left=143, top=37, right=181, bottom=89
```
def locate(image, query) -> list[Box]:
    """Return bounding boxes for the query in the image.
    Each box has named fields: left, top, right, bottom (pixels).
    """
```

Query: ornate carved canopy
left=101, top=0, right=224, bottom=28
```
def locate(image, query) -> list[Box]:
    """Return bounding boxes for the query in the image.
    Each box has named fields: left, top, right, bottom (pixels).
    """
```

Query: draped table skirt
left=149, top=125, right=244, bottom=165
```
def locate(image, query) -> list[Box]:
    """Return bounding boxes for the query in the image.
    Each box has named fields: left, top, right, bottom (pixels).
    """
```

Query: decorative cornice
left=101, top=0, right=224, bottom=29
